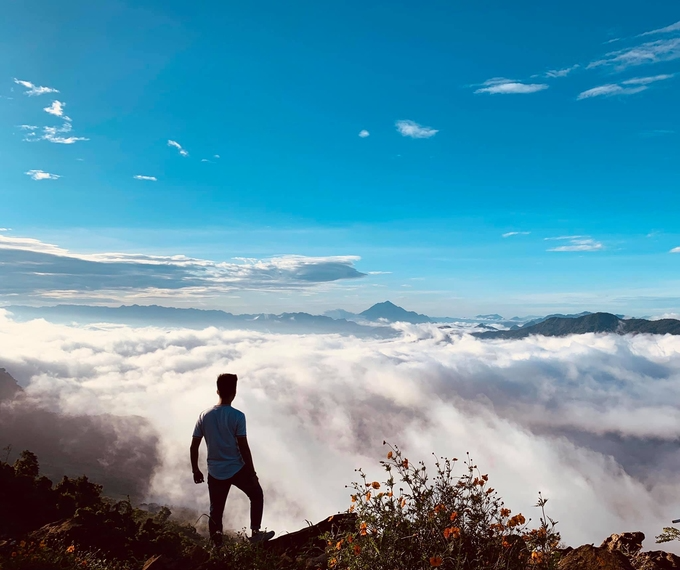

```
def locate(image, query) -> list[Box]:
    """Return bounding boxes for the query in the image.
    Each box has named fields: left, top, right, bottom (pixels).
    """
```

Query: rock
left=558, top=544, right=636, bottom=570
left=601, top=532, right=645, bottom=557
left=265, top=513, right=356, bottom=557
left=633, top=550, right=680, bottom=570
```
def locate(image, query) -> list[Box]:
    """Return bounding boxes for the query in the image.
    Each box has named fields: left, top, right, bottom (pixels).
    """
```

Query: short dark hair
left=217, top=373, right=238, bottom=396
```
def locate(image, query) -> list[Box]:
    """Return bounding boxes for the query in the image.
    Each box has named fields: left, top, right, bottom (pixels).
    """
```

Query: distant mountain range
left=473, top=312, right=680, bottom=339
left=5, top=302, right=679, bottom=339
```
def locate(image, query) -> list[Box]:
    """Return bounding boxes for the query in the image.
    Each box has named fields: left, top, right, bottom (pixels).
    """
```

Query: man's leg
left=207, top=474, right=231, bottom=543
left=231, top=468, right=264, bottom=531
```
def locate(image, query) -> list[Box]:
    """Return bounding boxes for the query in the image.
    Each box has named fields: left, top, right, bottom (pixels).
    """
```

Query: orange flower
left=349, top=504, right=355, bottom=512
left=66, top=545, right=75, bottom=554
left=387, top=491, right=393, bottom=497
left=434, top=504, right=445, bottom=514
left=365, top=491, right=371, bottom=501
left=429, top=556, right=443, bottom=567
left=531, top=551, right=544, bottom=564
left=372, top=481, right=381, bottom=489
left=486, top=487, right=494, bottom=495
left=336, top=540, right=344, bottom=550
left=353, top=544, right=361, bottom=555
left=400, top=497, right=407, bottom=508
left=39, top=541, right=46, bottom=549
left=19, top=541, right=26, bottom=548
left=482, top=474, right=488, bottom=481
left=402, top=459, right=409, bottom=469
left=443, top=527, right=452, bottom=539
left=500, top=508, right=511, bottom=518
left=347, top=535, right=353, bottom=543
left=387, top=451, right=393, bottom=459
left=360, top=522, right=368, bottom=536
left=351, top=495, right=357, bottom=503
left=502, top=538, right=512, bottom=549
left=329, top=557, right=337, bottom=568
left=449, top=511, right=458, bottom=521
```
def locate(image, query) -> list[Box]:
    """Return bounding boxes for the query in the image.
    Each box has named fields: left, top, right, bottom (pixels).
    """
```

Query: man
left=191, top=373, right=275, bottom=546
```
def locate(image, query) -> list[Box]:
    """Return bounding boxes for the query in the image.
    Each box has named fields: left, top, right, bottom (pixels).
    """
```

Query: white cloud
left=502, top=231, right=531, bottom=238
left=214, top=154, right=220, bottom=159
left=0, top=228, right=11, bottom=232
left=168, top=140, right=188, bottom=156
left=18, top=125, right=38, bottom=131
left=2, top=315, right=680, bottom=553
left=577, top=84, right=647, bottom=99
left=13, top=78, right=59, bottom=96
left=589, top=38, right=680, bottom=71
left=547, top=236, right=603, bottom=252
left=639, top=20, right=680, bottom=37
left=43, top=100, right=70, bottom=121
left=201, top=159, right=210, bottom=163
left=133, top=175, right=158, bottom=181
left=395, top=120, right=438, bottom=139
left=358, top=129, right=370, bottom=138
left=474, top=78, right=549, bottom=95
left=41, top=123, right=88, bottom=144
left=25, top=170, right=60, bottom=181
left=670, top=247, right=680, bottom=253
left=545, top=65, right=579, bottom=78
left=621, top=74, right=675, bottom=85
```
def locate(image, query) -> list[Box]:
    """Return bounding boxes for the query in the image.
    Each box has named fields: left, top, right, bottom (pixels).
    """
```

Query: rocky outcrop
left=557, top=543, right=636, bottom=570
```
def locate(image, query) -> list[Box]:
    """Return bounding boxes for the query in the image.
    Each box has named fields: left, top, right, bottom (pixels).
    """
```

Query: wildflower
left=387, top=491, right=393, bottom=497
left=366, top=491, right=371, bottom=501
left=39, top=541, right=46, bottom=549
left=372, top=481, right=381, bottom=489
left=449, top=511, right=458, bottom=521
left=508, top=514, right=526, bottom=528
left=353, top=544, right=361, bottom=555
left=351, top=494, right=357, bottom=502
left=360, top=522, right=368, bottom=536
left=387, top=451, right=393, bottom=459
left=502, top=538, right=512, bottom=549
left=482, top=474, right=488, bottom=481
left=66, top=545, right=76, bottom=554
left=400, top=497, right=407, bottom=508
left=329, top=557, right=337, bottom=568
left=434, top=504, right=445, bottom=514
left=429, top=556, right=443, bottom=567
left=486, top=487, right=494, bottom=495
left=500, top=508, right=511, bottom=518
left=336, top=540, right=344, bottom=550
left=531, top=551, right=544, bottom=564
left=19, top=540, right=26, bottom=548
left=349, top=504, right=355, bottom=512
left=402, top=459, right=408, bottom=468
left=347, top=535, right=353, bottom=543
left=11, top=552, right=17, bottom=558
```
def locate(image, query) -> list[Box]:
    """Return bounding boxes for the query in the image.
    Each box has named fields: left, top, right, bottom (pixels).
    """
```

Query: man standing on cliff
left=190, top=373, right=275, bottom=546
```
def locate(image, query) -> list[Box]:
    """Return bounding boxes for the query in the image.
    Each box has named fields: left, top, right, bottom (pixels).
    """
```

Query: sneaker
left=249, top=530, right=275, bottom=543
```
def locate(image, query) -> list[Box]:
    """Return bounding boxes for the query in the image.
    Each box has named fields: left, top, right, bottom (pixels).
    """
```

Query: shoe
left=211, top=531, right=223, bottom=549
left=249, top=530, right=275, bottom=543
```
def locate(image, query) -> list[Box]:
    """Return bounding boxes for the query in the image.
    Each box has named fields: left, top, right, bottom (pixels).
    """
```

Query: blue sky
left=1, top=0, right=679, bottom=316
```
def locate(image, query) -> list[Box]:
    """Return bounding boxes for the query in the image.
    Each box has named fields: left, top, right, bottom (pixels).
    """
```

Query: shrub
left=323, top=443, right=563, bottom=570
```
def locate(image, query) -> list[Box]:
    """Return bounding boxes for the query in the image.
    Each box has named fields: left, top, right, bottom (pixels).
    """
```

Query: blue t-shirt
left=193, top=405, right=246, bottom=480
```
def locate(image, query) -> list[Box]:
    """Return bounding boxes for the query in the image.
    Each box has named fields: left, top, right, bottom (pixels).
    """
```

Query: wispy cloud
left=0, top=228, right=10, bottom=232
left=133, top=175, right=157, bottom=181
left=43, top=100, right=70, bottom=121
left=670, top=247, right=680, bottom=253
left=588, top=38, right=680, bottom=71
left=25, top=170, right=60, bottom=181
left=639, top=20, right=680, bottom=37
left=546, top=236, right=603, bottom=252
left=545, top=65, right=579, bottom=78
left=474, top=78, right=549, bottom=94
left=13, top=78, right=59, bottom=96
left=577, top=84, right=646, bottom=99
left=214, top=154, right=220, bottom=159
left=577, top=74, right=674, bottom=99
left=395, top=120, right=438, bottom=139
left=502, top=231, right=531, bottom=238
left=168, top=140, right=188, bottom=156
left=40, top=123, right=88, bottom=144
left=18, top=124, right=38, bottom=131
left=358, top=129, right=370, bottom=138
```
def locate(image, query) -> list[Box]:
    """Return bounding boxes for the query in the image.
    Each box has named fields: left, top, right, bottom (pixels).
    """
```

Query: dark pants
left=208, top=468, right=264, bottom=537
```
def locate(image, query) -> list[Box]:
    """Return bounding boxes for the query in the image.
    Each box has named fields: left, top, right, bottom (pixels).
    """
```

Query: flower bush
left=323, top=442, right=563, bottom=570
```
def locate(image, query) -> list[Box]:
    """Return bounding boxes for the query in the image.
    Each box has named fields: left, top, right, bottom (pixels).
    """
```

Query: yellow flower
left=66, top=545, right=76, bottom=554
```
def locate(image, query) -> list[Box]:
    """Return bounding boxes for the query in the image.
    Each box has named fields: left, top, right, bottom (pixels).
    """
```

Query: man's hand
left=193, top=470, right=204, bottom=484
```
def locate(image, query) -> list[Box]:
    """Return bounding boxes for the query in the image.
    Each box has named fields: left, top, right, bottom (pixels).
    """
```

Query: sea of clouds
left=1, top=308, right=679, bottom=554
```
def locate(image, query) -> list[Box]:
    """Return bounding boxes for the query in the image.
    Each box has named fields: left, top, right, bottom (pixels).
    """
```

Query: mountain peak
left=360, top=301, right=430, bottom=324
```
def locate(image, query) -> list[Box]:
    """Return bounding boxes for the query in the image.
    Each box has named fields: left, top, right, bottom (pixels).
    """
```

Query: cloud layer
left=0, top=313, right=679, bottom=552
left=0, top=235, right=367, bottom=303
left=475, top=78, right=549, bottom=95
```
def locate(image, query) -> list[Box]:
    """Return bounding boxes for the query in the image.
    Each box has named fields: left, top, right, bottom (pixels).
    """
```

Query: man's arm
left=236, top=435, right=257, bottom=477
left=190, top=437, right=204, bottom=484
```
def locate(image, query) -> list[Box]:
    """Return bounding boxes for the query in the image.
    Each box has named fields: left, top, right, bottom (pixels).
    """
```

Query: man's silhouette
left=191, top=373, right=274, bottom=545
